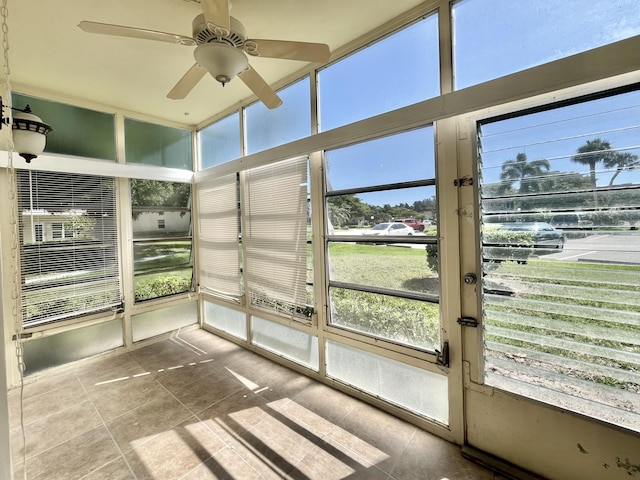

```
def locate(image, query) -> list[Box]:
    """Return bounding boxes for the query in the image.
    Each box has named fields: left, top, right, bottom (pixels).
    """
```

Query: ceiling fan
left=78, top=0, right=331, bottom=109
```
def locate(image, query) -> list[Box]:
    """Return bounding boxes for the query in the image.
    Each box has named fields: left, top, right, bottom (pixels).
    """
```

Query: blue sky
left=319, top=0, right=640, bottom=207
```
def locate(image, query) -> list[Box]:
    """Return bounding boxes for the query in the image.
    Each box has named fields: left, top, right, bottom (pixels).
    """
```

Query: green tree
left=130, top=180, right=191, bottom=219
left=571, top=138, right=616, bottom=188
left=499, top=153, right=551, bottom=193
left=603, top=151, right=639, bottom=186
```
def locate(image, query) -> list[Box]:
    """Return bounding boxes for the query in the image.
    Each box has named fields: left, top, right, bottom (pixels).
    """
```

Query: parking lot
left=543, top=233, right=640, bottom=265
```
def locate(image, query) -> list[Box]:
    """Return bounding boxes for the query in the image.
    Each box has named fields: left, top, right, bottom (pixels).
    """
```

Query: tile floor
left=8, top=329, right=506, bottom=479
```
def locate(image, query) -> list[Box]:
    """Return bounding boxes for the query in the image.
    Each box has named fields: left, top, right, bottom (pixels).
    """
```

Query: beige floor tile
left=21, top=426, right=121, bottom=480
left=196, top=390, right=272, bottom=445
left=222, top=351, right=282, bottom=384
left=11, top=399, right=102, bottom=462
left=255, top=363, right=318, bottom=402
left=153, top=359, right=219, bottom=393
left=124, top=417, right=228, bottom=479
left=390, top=429, right=495, bottom=480
left=290, top=382, right=360, bottom=426
left=171, top=369, right=246, bottom=414
left=182, top=446, right=280, bottom=480
left=105, top=392, right=193, bottom=453
left=10, top=370, right=78, bottom=400
left=8, top=376, right=88, bottom=428
left=128, top=339, right=201, bottom=372
left=87, top=374, right=168, bottom=421
left=296, top=445, right=391, bottom=480
left=82, top=456, right=136, bottom=480
left=75, top=353, right=147, bottom=389
left=330, top=398, right=418, bottom=474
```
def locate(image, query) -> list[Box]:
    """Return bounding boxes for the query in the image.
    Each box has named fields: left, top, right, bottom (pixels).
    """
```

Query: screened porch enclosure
left=2, top=1, right=640, bottom=479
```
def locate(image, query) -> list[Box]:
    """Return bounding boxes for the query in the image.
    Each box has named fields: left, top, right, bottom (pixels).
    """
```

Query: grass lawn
left=328, top=243, right=438, bottom=294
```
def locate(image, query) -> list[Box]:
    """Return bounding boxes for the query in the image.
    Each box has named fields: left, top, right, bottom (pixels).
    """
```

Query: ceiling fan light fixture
left=194, top=43, right=248, bottom=86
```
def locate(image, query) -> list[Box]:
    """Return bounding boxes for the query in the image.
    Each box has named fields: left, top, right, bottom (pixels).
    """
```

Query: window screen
left=243, top=156, right=309, bottom=318
left=245, top=77, right=311, bottom=155
left=198, top=112, right=241, bottom=169
left=478, top=87, right=640, bottom=432
left=324, top=127, right=440, bottom=351
left=17, top=170, right=121, bottom=327
left=131, top=180, right=193, bottom=302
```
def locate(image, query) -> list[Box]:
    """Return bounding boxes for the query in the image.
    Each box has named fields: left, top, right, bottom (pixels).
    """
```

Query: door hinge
left=457, top=317, right=479, bottom=327
left=453, top=176, right=474, bottom=187
left=436, top=341, right=449, bottom=368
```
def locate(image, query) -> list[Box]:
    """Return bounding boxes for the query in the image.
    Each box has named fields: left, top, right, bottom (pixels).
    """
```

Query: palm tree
left=571, top=139, right=616, bottom=189
left=604, top=151, right=639, bottom=186
left=499, top=152, right=551, bottom=193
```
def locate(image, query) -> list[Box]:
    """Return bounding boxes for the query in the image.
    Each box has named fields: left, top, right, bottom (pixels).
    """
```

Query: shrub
left=331, top=288, right=440, bottom=349
left=425, top=244, right=438, bottom=272
left=483, top=230, right=533, bottom=263
left=135, top=275, right=192, bottom=301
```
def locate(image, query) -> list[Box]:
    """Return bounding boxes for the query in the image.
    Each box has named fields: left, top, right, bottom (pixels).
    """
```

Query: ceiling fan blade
left=244, top=39, right=331, bottom=63
left=238, top=66, right=283, bottom=109
left=78, top=21, right=196, bottom=46
left=201, top=0, right=230, bottom=33
left=167, top=64, right=207, bottom=99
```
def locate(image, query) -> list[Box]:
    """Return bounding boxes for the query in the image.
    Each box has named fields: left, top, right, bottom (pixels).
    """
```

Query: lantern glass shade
left=12, top=109, right=52, bottom=162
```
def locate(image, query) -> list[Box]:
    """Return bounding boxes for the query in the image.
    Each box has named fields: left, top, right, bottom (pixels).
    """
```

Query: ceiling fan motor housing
left=192, top=14, right=246, bottom=47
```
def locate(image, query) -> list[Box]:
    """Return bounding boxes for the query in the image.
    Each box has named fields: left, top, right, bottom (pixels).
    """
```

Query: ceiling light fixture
left=0, top=98, right=53, bottom=163
left=193, top=42, right=248, bottom=86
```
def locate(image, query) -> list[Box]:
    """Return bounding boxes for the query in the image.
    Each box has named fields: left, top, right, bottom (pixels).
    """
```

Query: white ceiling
left=7, top=0, right=425, bottom=127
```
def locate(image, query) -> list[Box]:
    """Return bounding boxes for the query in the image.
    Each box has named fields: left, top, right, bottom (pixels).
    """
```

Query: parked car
left=393, top=218, right=425, bottom=231
left=497, top=222, right=565, bottom=249
left=363, top=222, right=415, bottom=236
left=550, top=213, right=594, bottom=230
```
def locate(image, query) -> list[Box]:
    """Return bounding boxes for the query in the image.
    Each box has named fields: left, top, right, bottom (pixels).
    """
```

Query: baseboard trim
left=461, top=445, right=548, bottom=480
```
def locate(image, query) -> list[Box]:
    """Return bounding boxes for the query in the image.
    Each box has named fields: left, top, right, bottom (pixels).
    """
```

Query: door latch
left=457, top=317, right=479, bottom=327
left=453, top=176, right=474, bottom=187
left=436, top=341, right=449, bottom=368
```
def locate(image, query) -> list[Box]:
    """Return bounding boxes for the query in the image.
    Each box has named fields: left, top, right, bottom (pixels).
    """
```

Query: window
left=198, top=112, right=241, bottom=169
left=243, top=156, right=310, bottom=319
left=452, top=0, right=640, bottom=90
left=318, top=14, right=439, bottom=132
left=17, top=170, right=121, bottom=327
left=131, top=179, right=193, bottom=302
left=478, top=87, right=640, bottom=432
left=245, top=77, right=311, bottom=155
left=324, top=127, right=440, bottom=351
left=125, top=118, right=193, bottom=170
left=12, top=93, right=117, bottom=161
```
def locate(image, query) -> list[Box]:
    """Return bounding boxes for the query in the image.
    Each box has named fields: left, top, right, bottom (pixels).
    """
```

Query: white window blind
left=198, top=173, right=242, bottom=298
left=17, top=170, right=121, bottom=327
left=243, top=156, right=308, bottom=316
left=478, top=88, right=640, bottom=432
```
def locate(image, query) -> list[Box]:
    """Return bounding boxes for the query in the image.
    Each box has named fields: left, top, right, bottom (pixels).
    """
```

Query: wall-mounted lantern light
left=1, top=97, right=53, bottom=163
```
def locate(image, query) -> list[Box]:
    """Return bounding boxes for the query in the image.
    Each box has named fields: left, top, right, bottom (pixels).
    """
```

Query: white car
left=362, top=222, right=415, bottom=236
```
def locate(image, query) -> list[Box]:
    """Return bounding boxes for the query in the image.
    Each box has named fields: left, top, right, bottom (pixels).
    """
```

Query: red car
left=393, top=218, right=425, bottom=231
